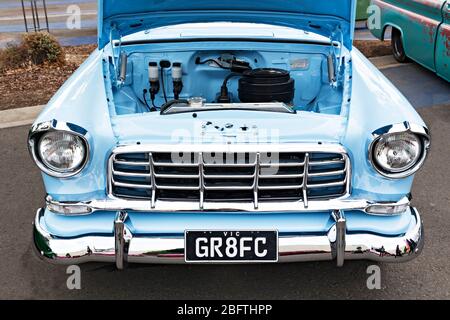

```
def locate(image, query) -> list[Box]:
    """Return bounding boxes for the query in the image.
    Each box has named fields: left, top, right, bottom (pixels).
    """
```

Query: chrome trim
left=161, top=102, right=295, bottom=115
left=28, top=120, right=91, bottom=178
left=365, top=196, right=410, bottom=216
left=199, top=152, right=205, bottom=209
left=109, top=142, right=347, bottom=154
left=253, top=153, right=260, bottom=209
left=45, top=194, right=411, bottom=215
left=302, top=153, right=310, bottom=208
left=149, top=153, right=157, bottom=208
left=114, top=211, right=131, bottom=270
left=368, top=122, right=431, bottom=179
left=345, top=207, right=423, bottom=262
left=32, top=206, right=424, bottom=266
left=107, top=143, right=351, bottom=210
left=332, top=210, right=346, bottom=267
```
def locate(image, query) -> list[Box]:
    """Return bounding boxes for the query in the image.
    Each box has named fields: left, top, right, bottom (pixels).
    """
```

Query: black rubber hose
left=222, top=72, right=241, bottom=88
left=160, top=68, right=168, bottom=103
left=143, top=89, right=156, bottom=112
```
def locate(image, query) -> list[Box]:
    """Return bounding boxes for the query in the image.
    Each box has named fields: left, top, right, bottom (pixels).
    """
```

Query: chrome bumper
left=45, top=195, right=411, bottom=215
left=33, top=207, right=424, bottom=269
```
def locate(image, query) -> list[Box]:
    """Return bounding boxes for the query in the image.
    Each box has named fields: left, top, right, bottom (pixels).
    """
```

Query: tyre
left=391, top=28, right=408, bottom=63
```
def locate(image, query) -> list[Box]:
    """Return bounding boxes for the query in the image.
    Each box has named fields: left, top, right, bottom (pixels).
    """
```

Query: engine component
left=188, top=97, right=206, bottom=108
left=327, top=53, right=336, bottom=84
left=159, top=60, right=171, bottom=103
left=172, top=62, right=183, bottom=100
left=118, top=52, right=127, bottom=84
left=148, top=62, right=160, bottom=100
left=217, top=73, right=240, bottom=103
left=228, top=59, right=251, bottom=73
left=159, top=60, right=171, bottom=69
left=238, top=68, right=295, bottom=104
left=195, top=55, right=251, bottom=73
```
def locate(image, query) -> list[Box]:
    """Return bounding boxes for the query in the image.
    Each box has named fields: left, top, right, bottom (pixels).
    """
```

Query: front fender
left=342, top=48, right=427, bottom=202
left=32, top=49, right=117, bottom=201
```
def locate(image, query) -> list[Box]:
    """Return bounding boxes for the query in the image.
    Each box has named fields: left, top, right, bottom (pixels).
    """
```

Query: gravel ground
left=0, top=45, right=95, bottom=111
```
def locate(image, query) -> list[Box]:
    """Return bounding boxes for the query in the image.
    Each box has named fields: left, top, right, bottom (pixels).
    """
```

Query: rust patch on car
left=421, top=18, right=439, bottom=43
left=439, top=25, right=450, bottom=57
left=414, top=0, right=445, bottom=10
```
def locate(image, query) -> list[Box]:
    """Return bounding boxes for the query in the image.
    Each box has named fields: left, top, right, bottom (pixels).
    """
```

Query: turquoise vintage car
left=29, top=0, right=430, bottom=269
left=370, top=0, right=450, bottom=81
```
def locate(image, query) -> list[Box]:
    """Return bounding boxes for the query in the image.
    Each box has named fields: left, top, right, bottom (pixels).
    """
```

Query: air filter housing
left=238, top=68, right=295, bottom=104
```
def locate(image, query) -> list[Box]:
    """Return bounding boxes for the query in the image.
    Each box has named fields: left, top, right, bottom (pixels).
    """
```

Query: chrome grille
left=108, top=145, right=350, bottom=209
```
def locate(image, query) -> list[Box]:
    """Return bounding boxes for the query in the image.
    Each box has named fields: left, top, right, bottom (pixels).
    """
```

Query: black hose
left=143, top=90, right=156, bottom=112
left=216, top=73, right=242, bottom=103
left=160, top=68, right=168, bottom=103
left=151, top=99, right=158, bottom=110
left=222, top=72, right=241, bottom=88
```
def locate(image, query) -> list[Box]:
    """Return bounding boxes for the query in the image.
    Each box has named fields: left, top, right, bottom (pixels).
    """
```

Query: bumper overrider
left=33, top=203, right=424, bottom=269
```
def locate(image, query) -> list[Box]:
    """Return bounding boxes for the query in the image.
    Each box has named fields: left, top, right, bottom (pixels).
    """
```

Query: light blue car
left=29, top=0, right=430, bottom=269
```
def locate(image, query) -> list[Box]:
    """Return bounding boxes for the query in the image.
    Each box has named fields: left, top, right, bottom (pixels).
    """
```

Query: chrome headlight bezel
left=368, top=122, right=430, bottom=179
left=28, top=120, right=90, bottom=178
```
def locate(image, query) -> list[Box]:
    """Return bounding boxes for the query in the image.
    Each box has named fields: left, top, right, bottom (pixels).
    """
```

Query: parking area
left=0, top=60, right=449, bottom=299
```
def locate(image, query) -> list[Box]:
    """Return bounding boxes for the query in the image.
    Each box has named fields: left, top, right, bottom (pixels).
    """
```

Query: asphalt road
left=0, top=62, right=449, bottom=299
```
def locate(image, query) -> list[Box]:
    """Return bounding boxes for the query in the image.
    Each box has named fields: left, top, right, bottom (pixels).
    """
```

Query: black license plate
left=185, top=230, right=278, bottom=263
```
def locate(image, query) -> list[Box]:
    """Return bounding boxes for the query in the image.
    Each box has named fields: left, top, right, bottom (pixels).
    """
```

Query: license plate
left=185, top=230, right=278, bottom=263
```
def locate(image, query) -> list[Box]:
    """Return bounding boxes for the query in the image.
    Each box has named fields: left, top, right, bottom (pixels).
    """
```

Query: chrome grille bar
left=112, top=180, right=153, bottom=189
left=199, top=152, right=205, bottom=209
left=302, top=153, right=310, bottom=208
left=149, top=153, right=156, bottom=208
left=308, top=169, right=345, bottom=177
left=114, top=160, right=148, bottom=166
left=309, top=159, right=345, bottom=166
left=253, top=153, right=260, bottom=209
left=112, top=170, right=151, bottom=178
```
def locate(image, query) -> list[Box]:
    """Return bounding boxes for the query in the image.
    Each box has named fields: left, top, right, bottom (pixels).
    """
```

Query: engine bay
left=105, top=40, right=350, bottom=117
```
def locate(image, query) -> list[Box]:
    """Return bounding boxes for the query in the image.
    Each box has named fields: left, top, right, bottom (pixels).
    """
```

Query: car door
left=392, top=0, right=445, bottom=71
left=435, top=1, right=450, bottom=81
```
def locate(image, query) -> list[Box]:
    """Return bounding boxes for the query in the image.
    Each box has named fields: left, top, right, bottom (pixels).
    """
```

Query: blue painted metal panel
left=42, top=208, right=415, bottom=238
left=97, top=0, right=356, bottom=49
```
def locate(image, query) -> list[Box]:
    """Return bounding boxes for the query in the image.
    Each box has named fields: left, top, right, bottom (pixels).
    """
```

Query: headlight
left=38, top=131, right=87, bottom=175
left=371, top=131, right=424, bottom=178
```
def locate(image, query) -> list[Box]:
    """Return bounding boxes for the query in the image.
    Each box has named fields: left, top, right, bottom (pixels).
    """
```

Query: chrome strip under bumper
left=33, top=207, right=423, bottom=268
left=45, top=195, right=411, bottom=215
